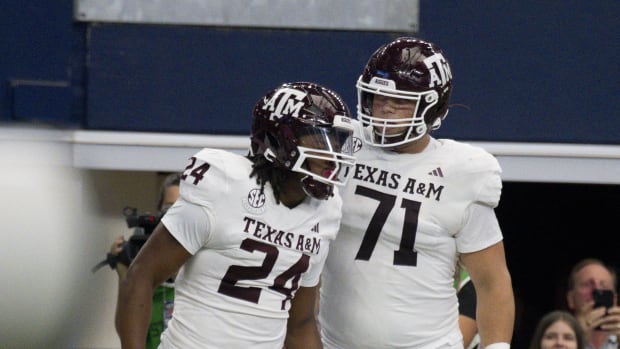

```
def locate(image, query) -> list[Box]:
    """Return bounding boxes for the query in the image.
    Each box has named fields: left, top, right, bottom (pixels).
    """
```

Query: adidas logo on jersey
left=428, top=167, right=444, bottom=177
left=310, top=223, right=319, bottom=233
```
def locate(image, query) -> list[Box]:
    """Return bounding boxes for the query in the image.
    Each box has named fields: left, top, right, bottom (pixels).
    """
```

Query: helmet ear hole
left=425, top=92, right=438, bottom=103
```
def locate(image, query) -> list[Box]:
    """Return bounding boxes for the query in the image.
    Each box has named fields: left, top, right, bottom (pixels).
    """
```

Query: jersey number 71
left=354, top=185, right=420, bottom=266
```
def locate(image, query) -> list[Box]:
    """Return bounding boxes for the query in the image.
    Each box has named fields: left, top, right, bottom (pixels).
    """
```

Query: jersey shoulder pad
left=440, top=139, right=501, bottom=175
left=440, top=140, right=502, bottom=207
left=349, top=119, right=362, bottom=140
left=349, top=119, right=374, bottom=155
left=180, top=148, right=251, bottom=206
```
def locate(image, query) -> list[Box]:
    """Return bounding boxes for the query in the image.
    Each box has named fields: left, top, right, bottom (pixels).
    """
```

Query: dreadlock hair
left=247, top=153, right=290, bottom=204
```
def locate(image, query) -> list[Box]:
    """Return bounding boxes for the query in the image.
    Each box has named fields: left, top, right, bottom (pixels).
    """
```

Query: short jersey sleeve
left=161, top=197, right=212, bottom=255
left=456, top=202, right=503, bottom=253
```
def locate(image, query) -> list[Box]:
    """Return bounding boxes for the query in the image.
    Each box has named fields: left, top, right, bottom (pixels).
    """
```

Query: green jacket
left=146, top=284, right=174, bottom=349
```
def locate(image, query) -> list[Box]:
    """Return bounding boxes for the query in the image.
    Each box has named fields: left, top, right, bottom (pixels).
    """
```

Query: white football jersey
left=159, top=148, right=342, bottom=349
left=319, top=122, right=503, bottom=349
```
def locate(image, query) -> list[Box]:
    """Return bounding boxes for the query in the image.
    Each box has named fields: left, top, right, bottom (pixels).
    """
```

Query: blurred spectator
left=529, top=310, right=585, bottom=349
left=565, top=258, right=620, bottom=349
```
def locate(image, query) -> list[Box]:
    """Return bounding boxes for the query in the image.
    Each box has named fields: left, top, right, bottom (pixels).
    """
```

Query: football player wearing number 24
left=318, top=37, right=515, bottom=349
left=115, top=82, right=356, bottom=349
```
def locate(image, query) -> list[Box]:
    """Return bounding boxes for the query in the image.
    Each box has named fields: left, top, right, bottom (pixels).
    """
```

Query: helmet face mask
left=251, top=82, right=356, bottom=200
left=294, top=118, right=354, bottom=176
left=357, top=37, right=453, bottom=147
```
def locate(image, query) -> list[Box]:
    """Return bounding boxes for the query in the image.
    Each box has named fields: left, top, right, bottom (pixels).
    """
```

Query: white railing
left=1, top=126, right=618, bottom=184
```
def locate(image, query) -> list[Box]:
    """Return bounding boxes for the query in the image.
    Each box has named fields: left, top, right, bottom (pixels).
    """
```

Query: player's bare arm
left=461, top=241, right=514, bottom=347
left=285, top=285, right=323, bottom=349
left=115, top=223, right=191, bottom=349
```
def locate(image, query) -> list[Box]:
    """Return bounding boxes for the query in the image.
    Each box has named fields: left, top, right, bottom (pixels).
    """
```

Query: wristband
left=485, top=343, right=510, bottom=349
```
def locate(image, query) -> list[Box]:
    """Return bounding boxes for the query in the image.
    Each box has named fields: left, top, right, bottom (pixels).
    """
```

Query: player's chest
left=211, top=205, right=331, bottom=256
left=341, top=159, right=470, bottom=240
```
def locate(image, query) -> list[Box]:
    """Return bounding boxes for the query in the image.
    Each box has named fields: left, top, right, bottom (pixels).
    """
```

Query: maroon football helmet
left=251, top=82, right=356, bottom=200
left=357, top=37, right=453, bottom=147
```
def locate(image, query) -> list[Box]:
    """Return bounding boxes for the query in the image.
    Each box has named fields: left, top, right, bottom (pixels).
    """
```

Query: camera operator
left=109, top=172, right=180, bottom=349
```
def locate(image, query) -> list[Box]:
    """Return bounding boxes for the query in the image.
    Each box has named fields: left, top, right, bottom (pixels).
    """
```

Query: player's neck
left=278, top=177, right=307, bottom=208
left=389, top=134, right=431, bottom=154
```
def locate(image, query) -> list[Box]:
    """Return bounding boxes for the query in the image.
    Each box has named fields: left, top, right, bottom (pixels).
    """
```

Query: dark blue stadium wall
left=84, top=25, right=394, bottom=134
left=1, top=0, right=619, bottom=143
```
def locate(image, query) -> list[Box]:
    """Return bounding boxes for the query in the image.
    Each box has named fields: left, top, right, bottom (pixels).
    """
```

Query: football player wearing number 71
left=318, top=37, right=515, bottom=349
left=116, top=81, right=356, bottom=349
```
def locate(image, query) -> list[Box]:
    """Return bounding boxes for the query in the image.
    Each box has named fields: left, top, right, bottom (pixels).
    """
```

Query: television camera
left=91, top=206, right=163, bottom=273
